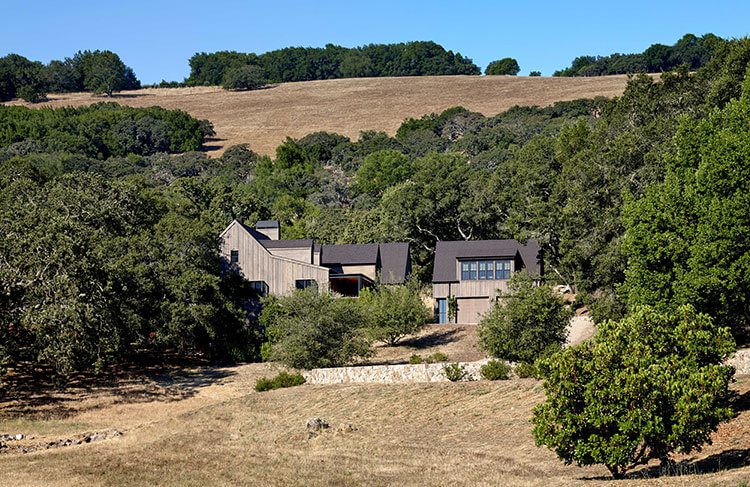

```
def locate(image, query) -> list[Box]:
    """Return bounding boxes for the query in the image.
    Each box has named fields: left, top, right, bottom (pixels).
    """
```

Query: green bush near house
left=360, top=282, right=431, bottom=346
left=443, top=363, right=468, bottom=382
left=514, top=362, right=538, bottom=379
left=254, top=371, right=306, bottom=392
left=425, top=352, right=449, bottom=363
left=409, top=354, right=423, bottom=364
left=480, top=360, right=511, bottom=380
left=478, top=272, right=572, bottom=363
left=261, top=288, right=372, bottom=369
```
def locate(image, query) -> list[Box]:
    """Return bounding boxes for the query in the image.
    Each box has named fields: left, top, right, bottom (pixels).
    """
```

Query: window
left=249, top=281, right=268, bottom=296
left=459, top=259, right=513, bottom=281
left=479, top=260, right=495, bottom=281
left=230, top=249, right=239, bottom=264
left=495, top=260, right=511, bottom=280
left=295, top=279, right=317, bottom=290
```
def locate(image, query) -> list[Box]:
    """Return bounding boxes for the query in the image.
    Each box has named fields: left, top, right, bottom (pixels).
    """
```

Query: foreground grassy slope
left=8, top=75, right=640, bottom=155
left=0, top=362, right=748, bottom=486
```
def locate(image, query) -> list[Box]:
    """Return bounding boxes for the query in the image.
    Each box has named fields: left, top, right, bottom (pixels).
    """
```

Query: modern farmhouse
left=220, top=220, right=411, bottom=296
left=432, top=239, right=543, bottom=324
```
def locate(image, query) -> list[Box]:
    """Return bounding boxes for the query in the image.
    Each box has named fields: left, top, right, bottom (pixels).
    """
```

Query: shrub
left=222, top=65, right=266, bottom=91
left=425, top=352, right=449, bottom=363
left=254, top=371, right=306, bottom=392
left=409, top=354, right=423, bottom=364
left=478, top=272, right=572, bottom=363
left=261, top=288, right=372, bottom=369
left=514, top=362, right=538, bottom=379
left=529, top=71, right=542, bottom=77
left=480, top=360, right=511, bottom=380
left=532, top=305, right=736, bottom=479
left=360, top=282, right=431, bottom=346
left=485, top=58, right=520, bottom=75
left=443, top=363, right=469, bottom=382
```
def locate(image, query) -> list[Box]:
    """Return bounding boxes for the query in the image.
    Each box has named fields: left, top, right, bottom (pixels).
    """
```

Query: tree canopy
left=485, top=58, right=520, bottom=75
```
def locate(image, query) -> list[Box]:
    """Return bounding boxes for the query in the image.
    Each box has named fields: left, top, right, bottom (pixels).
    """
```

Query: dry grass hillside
left=8, top=75, right=641, bottom=155
left=0, top=361, right=748, bottom=486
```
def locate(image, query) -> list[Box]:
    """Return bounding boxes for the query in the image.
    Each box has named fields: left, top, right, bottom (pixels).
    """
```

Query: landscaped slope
left=7, top=74, right=642, bottom=155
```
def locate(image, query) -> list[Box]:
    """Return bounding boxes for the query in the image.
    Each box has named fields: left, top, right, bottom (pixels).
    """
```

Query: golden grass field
left=8, top=75, right=640, bottom=156
left=1, top=326, right=749, bottom=486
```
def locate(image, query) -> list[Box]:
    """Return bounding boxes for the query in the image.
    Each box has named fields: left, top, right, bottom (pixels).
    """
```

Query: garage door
left=456, top=297, right=492, bottom=324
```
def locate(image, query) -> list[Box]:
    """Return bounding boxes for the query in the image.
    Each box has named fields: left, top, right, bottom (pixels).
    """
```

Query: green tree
left=354, top=149, right=412, bottom=196
left=261, top=288, right=372, bottom=369
left=622, top=71, right=750, bottom=337
left=485, top=58, right=520, bottom=75
left=532, top=306, right=736, bottom=479
left=222, top=64, right=267, bottom=91
left=359, top=282, right=431, bottom=346
left=478, top=272, right=571, bottom=363
left=529, top=71, right=541, bottom=76
left=79, top=50, right=140, bottom=96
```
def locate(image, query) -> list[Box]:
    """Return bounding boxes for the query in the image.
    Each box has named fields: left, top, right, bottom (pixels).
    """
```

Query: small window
left=249, top=281, right=268, bottom=296
left=469, top=261, right=477, bottom=280
left=295, top=279, right=317, bottom=290
left=495, top=260, right=512, bottom=280
left=478, top=261, right=487, bottom=280
left=461, top=262, right=470, bottom=280
left=230, top=249, right=239, bottom=264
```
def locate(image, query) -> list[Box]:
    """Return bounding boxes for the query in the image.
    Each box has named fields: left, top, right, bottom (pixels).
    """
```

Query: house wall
left=221, top=222, right=329, bottom=295
left=266, top=247, right=313, bottom=264
left=340, top=264, right=378, bottom=280
left=432, top=258, right=516, bottom=324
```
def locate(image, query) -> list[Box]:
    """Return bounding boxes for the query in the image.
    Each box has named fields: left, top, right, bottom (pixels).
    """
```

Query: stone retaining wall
left=303, top=348, right=750, bottom=385
left=729, top=348, right=750, bottom=375
left=303, top=360, right=491, bottom=384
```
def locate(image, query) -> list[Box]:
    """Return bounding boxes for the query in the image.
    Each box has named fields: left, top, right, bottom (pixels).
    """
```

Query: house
left=220, top=219, right=411, bottom=296
left=432, top=239, right=542, bottom=324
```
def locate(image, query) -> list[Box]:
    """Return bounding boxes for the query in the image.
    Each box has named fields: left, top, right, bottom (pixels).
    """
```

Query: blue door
left=437, top=298, right=447, bottom=324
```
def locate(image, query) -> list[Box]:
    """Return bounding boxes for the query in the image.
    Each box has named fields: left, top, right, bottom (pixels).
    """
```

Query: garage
left=456, top=297, right=492, bottom=324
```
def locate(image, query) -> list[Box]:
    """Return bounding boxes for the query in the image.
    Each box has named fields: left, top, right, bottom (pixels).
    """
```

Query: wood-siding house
left=220, top=220, right=411, bottom=296
left=432, top=239, right=542, bottom=324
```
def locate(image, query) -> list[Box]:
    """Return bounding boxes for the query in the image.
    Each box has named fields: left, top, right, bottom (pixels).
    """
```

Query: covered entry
left=329, top=274, right=373, bottom=297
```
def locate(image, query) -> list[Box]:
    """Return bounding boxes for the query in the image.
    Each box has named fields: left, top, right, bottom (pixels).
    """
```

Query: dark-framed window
left=230, top=249, right=239, bottom=264
left=495, top=260, right=511, bottom=280
left=295, top=279, right=317, bottom=290
left=459, top=259, right=513, bottom=281
left=249, top=280, right=268, bottom=296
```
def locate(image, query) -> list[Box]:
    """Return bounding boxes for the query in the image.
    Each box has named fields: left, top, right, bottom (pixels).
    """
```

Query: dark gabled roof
left=320, top=243, right=379, bottom=265
left=255, top=219, right=280, bottom=229
left=379, top=242, right=410, bottom=284
left=432, top=239, right=542, bottom=282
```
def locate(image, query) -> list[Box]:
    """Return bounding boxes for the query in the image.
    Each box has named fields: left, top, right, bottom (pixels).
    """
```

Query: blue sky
left=3, top=0, right=749, bottom=83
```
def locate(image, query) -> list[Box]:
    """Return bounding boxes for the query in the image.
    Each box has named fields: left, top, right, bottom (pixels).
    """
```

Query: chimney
left=255, top=220, right=280, bottom=240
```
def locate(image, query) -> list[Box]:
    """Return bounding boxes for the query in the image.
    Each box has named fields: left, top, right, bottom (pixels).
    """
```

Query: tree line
left=0, top=50, right=140, bottom=102
left=554, top=33, right=724, bottom=76
left=184, top=41, right=481, bottom=88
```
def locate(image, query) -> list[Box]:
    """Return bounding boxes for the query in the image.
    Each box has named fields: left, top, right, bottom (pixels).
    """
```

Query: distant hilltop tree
left=222, top=64, right=267, bottom=91
left=186, top=41, right=481, bottom=87
left=485, top=58, right=520, bottom=76
left=554, top=33, right=725, bottom=76
left=529, top=70, right=542, bottom=77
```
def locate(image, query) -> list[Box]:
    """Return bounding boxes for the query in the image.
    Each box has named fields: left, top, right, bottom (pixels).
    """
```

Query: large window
left=249, top=281, right=269, bottom=296
left=459, top=259, right=512, bottom=281
left=295, top=279, right=317, bottom=290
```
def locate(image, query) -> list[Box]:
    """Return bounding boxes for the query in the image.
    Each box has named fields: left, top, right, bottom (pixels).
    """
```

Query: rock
left=306, top=417, right=329, bottom=439
left=335, top=423, right=357, bottom=434
left=14, top=434, right=23, bottom=441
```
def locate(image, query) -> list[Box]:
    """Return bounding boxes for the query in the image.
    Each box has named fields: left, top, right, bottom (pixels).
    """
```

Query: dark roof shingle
left=379, top=242, right=410, bottom=284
